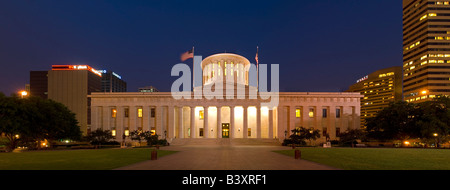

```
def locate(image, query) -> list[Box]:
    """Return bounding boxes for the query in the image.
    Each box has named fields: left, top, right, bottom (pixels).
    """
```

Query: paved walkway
left=114, top=145, right=338, bottom=170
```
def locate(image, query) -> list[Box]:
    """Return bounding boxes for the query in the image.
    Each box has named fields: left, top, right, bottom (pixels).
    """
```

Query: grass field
left=0, top=148, right=177, bottom=170
left=274, top=148, right=450, bottom=170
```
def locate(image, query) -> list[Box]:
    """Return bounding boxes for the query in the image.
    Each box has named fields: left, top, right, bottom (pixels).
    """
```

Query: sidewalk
left=114, top=145, right=339, bottom=170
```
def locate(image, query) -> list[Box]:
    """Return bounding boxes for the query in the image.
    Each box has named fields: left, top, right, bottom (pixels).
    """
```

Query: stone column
left=103, top=107, right=110, bottom=131
left=156, top=106, right=163, bottom=137
left=256, top=105, right=261, bottom=139
left=190, top=106, right=195, bottom=138
left=217, top=106, right=222, bottom=138
left=268, top=108, right=273, bottom=139
left=230, top=106, right=235, bottom=139
left=243, top=106, right=248, bottom=138
left=178, top=106, right=184, bottom=138
left=302, top=106, right=310, bottom=128
left=168, top=106, right=175, bottom=139
left=116, top=106, right=124, bottom=141
left=91, top=106, right=98, bottom=131
left=143, top=106, right=150, bottom=131
left=129, top=106, right=137, bottom=131
left=203, top=106, right=209, bottom=138
left=289, top=106, right=296, bottom=137
left=329, top=106, right=336, bottom=140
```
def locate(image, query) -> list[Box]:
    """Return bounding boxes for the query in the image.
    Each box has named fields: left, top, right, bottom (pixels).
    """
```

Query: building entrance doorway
left=222, top=123, right=229, bottom=138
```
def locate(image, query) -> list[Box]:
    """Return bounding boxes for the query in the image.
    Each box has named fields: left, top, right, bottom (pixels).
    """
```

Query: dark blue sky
left=0, top=0, right=403, bottom=95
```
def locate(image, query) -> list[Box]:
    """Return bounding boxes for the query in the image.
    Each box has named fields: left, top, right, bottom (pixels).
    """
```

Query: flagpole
left=192, top=46, right=195, bottom=90
left=256, top=46, right=259, bottom=91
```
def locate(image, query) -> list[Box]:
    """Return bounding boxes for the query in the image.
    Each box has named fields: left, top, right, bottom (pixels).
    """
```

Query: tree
left=0, top=94, right=81, bottom=151
left=85, top=129, right=115, bottom=145
left=130, top=130, right=146, bottom=145
left=302, top=127, right=321, bottom=145
left=0, top=94, right=28, bottom=152
left=416, top=96, right=450, bottom=146
left=366, top=101, right=421, bottom=141
left=284, top=127, right=321, bottom=146
left=21, top=97, right=81, bottom=148
left=338, top=129, right=367, bottom=146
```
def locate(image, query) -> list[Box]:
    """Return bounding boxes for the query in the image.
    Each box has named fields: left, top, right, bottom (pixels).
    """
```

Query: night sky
left=0, top=0, right=403, bottom=96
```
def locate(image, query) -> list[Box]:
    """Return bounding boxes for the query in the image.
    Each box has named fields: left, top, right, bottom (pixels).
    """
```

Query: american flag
left=181, top=48, right=194, bottom=61
left=255, top=46, right=259, bottom=65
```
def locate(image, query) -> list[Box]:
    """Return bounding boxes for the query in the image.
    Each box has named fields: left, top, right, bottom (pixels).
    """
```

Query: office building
left=403, top=0, right=450, bottom=102
left=29, top=71, right=48, bottom=99
left=347, top=66, right=403, bottom=127
left=99, top=70, right=127, bottom=92
left=48, top=65, right=102, bottom=135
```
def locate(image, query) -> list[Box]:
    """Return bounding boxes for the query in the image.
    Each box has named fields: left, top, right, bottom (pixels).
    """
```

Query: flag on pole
left=256, top=46, right=259, bottom=90
left=255, top=46, right=259, bottom=65
left=181, top=47, right=194, bottom=61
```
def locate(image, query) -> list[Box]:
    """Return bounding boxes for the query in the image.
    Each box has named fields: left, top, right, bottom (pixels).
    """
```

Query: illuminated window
left=138, top=108, right=143, bottom=118
left=429, top=13, right=437, bottom=17
left=199, top=110, right=204, bottom=120
left=112, top=108, right=117, bottom=118
left=420, top=14, right=427, bottom=21
left=309, top=108, right=314, bottom=118
left=295, top=109, right=301, bottom=118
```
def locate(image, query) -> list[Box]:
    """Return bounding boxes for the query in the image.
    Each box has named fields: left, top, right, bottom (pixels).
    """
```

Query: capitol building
left=89, top=53, right=362, bottom=145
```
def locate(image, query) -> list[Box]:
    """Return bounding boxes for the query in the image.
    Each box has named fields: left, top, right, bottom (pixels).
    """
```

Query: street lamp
left=20, top=91, right=28, bottom=98
left=433, top=133, right=439, bottom=148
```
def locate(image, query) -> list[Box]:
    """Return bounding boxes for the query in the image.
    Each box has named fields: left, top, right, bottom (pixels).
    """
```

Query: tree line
left=0, top=93, right=81, bottom=152
left=365, top=96, right=450, bottom=146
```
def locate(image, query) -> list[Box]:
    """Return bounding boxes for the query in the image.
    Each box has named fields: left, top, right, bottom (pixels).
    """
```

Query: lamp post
left=433, top=133, right=439, bottom=148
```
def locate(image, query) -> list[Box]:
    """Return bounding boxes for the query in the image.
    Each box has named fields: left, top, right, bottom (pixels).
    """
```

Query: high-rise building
left=29, top=71, right=48, bottom=99
left=403, top=0, right=450, bottom=103
left=99, top=70, right=127, bottom=92
left=48, top=65, right=102, bottom=135
left=347, top=66, right=403, bottom=128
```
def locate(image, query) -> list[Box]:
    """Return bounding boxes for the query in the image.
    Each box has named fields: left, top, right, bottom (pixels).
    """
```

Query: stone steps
left=170, top=138, right=281, bottom=146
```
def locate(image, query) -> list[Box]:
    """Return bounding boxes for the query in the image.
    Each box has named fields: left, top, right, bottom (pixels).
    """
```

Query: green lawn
left=0, top=148, right=177, bottom=170
left=274, top=148, right=450, bottom=170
